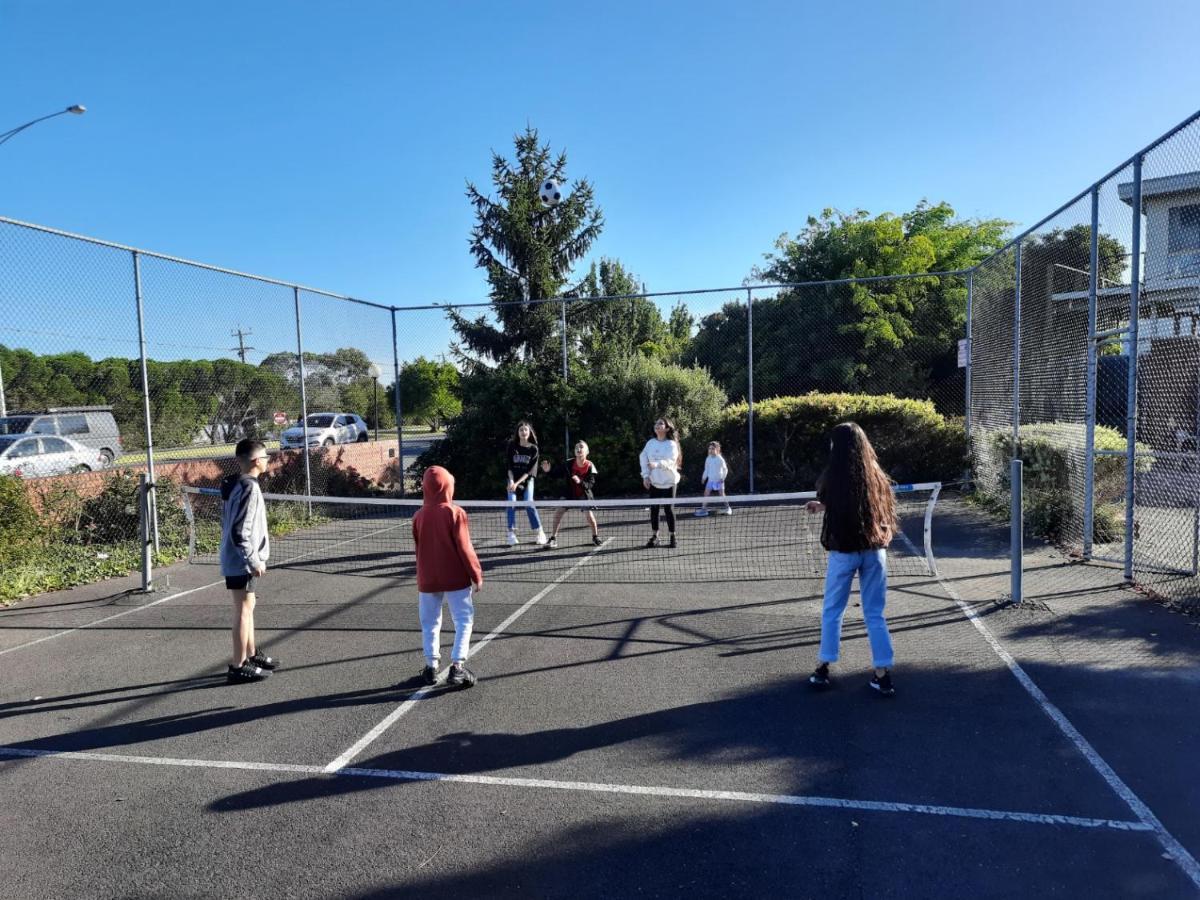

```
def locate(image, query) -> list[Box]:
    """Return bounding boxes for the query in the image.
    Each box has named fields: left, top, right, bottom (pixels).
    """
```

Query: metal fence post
left=139, top=472, right=153, bottom=592
left=0, top=356, right=6, bottom=418
left=964, top=271, right=974, bottom=478
left=1082, top=187, right=1100, bottom=560
left=1124, top=156, right=1143, bottom=582
left=293, top=287, right=313, bottom=501
left=746, top=287, right=755, bottom=493
left=132, top=251, right=159, bottom=555
left=391, top=308, right=405, bottom=497
left=561, top=298, right=570, bottom=458
left=1011, top=458, right=1023, bottom=604
left=1012, top=241, right=1022, bottom=448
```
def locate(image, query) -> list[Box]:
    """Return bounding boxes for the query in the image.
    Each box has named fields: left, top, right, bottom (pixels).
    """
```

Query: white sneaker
left=720, top=508, right=734, bottom=516
left=694, top=508, right=709, bottom=517
left=506, top=530, right=519, bottom=546
left=535, top=528, right=548, bottom=546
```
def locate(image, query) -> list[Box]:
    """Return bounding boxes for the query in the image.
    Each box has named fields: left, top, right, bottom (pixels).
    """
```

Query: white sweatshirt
left=703, top=454, right=728, bottom=486
left=639, top=438, right=681, bottom=489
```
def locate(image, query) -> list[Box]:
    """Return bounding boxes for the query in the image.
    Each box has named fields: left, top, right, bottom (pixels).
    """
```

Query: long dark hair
left=653, top=416, right=677, bottom=441
left=513, top=420, right=538, bottom=445
left=816, top=422, right=896, bottom=547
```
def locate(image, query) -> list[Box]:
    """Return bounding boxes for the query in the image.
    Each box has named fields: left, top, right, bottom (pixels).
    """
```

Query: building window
left=1168, top=204, right=1200, bottom=253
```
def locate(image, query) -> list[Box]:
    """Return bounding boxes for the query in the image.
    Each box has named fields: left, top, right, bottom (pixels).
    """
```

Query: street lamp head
left=67, top=105, right=86, bottom=115
left=367, top=363, right=381, bottom=380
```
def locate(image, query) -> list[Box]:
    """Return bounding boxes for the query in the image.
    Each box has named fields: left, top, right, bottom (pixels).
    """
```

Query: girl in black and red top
left=539, top=440, right=601, bottom=549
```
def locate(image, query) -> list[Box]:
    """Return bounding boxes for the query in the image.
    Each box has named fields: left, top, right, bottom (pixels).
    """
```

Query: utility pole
left=230, top=327, right=255, bottom=363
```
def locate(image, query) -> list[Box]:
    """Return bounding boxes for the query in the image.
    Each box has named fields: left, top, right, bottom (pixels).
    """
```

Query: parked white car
left=279, top=413, right=369, bottom=449
left=0, top=434, right=108, bottom=478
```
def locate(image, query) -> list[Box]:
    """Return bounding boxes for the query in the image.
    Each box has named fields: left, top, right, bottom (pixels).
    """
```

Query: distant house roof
left=1118, top=171, right=1200, bottom=206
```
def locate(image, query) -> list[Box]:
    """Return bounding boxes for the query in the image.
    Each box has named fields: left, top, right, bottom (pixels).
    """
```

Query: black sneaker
left=248, top=651, right=279, bottom=671
left=668, top=533, right=677, bottom=548
left=645, top=535, right=659, bottom=548
left=420, top=664, right=439, bottom=686
left=546, top=536, right=558, bottom=549
left=227, top=662, right=269, bottom=684
left=592, top=534, right=602, bottom=546
left=446, top=663, right=477, bottom=689
left=809, top=663, right=832, bottom=689
left=870, top=671, right=896, bottom=697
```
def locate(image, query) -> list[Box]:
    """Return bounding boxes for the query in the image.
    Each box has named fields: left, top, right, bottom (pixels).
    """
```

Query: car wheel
left=323, top=438, right=334, bottom=448
left=71, top=465, right=92, bottom=474
left=98, top=449, right=114, bottom=466
left=356, top=432, right=369, bottom=443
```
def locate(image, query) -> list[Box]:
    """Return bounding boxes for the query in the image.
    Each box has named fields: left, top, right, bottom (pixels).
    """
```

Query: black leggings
left=648, top=485, right=677, bottom=533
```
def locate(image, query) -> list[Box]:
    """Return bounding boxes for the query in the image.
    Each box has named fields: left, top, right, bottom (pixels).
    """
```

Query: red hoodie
left=412, top=466, right=483, bottom=593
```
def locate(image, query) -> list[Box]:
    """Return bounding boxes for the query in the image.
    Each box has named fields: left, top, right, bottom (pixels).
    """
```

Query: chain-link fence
left=968, top=108, right=1200, bottom=615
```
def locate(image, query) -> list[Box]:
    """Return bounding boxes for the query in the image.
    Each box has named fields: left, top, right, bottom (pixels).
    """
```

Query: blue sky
left=3, top=0, right=1200, bottom=371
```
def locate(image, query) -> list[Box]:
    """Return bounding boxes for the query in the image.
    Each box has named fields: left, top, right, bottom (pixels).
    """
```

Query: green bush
left=984, top=423, right=1152, bottom=544
left=717, top=393, right=966, bottom=491
left=417, top=356, right=728, bottom=499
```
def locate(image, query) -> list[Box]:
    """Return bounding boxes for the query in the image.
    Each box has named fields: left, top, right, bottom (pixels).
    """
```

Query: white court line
left=0, top=746, right=1151, bottom=833
left=0, top=514, right=406, bottom=659
left=322, top=539, right=612, bottom=774
left=909, top=534, right=1200, bottom=890
left=0, top=580, right=225, bottom=658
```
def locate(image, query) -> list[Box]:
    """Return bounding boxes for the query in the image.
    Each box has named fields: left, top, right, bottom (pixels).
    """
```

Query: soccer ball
left=539, top=179, right=563, bottom=206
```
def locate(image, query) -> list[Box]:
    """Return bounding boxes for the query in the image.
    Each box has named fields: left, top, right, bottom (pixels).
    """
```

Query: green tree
left=688, top=202, right=1010, bottom=409
left=393, top=357, right=462, bottom=431
left=449, top=126, right=604, bottom=369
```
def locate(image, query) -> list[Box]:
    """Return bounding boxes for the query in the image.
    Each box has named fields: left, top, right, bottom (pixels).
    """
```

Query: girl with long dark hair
left=504, top=420, right=547, bottom=546
left=805, top=422, right=898, bottom=696
left=639, top=416, right=682, bottom=548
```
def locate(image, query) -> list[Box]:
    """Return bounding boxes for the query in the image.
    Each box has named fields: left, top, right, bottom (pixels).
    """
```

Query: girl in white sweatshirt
left=639, top=417, right=683, bottom=548
left=695, top=441, right=732, bottom=516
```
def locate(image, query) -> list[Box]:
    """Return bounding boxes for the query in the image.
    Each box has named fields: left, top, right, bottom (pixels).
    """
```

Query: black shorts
left=225, top=574, right=258, bottom=592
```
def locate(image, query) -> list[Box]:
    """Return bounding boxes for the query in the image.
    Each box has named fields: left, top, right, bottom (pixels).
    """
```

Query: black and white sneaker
left=668, top=533, right=677, bottom=548
left=809, top=663, right=832, bottom=689
left=645, top=535, right=659, bottom=548
left=592, top=534, right=602, bottom=546
left=247, top=651, right=279, bottom=671
left=421, top=664, right=439, bottom=686
left=870, top=671, right=896, bottom=697
left=546, top=535, right=558, bottom=549
left=446, top=663, right=477, bottom=689
left=227, top=662, right=269, bottom=683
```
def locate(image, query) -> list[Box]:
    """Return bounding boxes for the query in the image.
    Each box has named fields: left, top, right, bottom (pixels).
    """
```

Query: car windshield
left=0, top=417, right=33, bottom=435
left=0, top=436, right=22, bottom=453
left=305, top=415, right=336, bottom=428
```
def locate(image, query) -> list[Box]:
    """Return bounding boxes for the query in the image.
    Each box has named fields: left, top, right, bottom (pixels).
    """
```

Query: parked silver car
left=279, top=413, right=369, bottom=449
left=0, top=406, right=123, bottom=465
left=0, top=434, right=108, bottom=478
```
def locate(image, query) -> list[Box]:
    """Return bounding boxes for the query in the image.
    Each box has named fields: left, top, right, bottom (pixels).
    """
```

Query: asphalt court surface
left=2, top=497, right=1199, bottom=898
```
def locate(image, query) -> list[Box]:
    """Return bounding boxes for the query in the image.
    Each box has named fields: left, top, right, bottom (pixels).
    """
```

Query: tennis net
left=182, top=484, right=942, bottom=584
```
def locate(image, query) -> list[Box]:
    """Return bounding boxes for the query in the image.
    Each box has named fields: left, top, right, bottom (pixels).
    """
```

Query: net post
left=746, top=287, right=755, bottom=494
left=1083, top=187, right=1100, bottom=561
left=294, top=286, right=313, bottom=511
left=924, top=482, right=941, bottom=577
left=1123, top=155, right=1143, bottom=582
left=132, top=250, right=159, bottom=554
left=1010, top=458, right=1023, bottom=605
left=1012, top=240, right=1022, bottom=449
left=139, top=472, right=153, bottom=592
left=391, top=308, right=405, bottom=497
left=181, top=487, right=196, bottom=562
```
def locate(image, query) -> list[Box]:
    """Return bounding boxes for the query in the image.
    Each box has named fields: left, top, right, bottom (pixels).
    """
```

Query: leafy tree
left=687, top=202, right=1010, bottom=410
left=392, top=357, right=462, bottom=431
left=448, top=127, right=604, bottom=369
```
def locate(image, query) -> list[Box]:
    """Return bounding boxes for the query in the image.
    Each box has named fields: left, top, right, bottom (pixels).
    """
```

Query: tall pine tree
left=450, top=127, right=603, bottom=369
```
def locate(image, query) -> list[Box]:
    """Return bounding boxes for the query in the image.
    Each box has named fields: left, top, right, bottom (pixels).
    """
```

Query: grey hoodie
left=219, top=473, right=270, bottom=577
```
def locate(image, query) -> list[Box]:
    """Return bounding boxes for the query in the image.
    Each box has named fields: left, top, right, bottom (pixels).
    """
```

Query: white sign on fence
left=958, top=339, right=968, bottom=368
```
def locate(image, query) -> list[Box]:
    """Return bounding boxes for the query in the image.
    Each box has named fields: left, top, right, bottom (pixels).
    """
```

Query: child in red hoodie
left=413, top=466, right=484, bottom=689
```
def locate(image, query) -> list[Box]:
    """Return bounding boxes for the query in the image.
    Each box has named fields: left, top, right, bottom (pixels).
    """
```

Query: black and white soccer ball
left=539, top=179, right=563, bottom=206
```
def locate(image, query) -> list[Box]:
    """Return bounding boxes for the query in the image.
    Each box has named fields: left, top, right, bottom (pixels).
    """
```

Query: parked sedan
left=0, top=435, right=108, bottom=478
left=279, top=413, right=369, bottom=449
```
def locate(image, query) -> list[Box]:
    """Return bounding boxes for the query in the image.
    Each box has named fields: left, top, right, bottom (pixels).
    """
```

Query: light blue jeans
left=419, top=587, right=474, bottom=665
left=818, top=549, right=894, bottom=669
left=506, top=479, right=542, bottom=531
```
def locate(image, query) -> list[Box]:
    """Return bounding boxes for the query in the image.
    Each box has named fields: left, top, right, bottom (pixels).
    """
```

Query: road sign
left=273, top=411, right=288, bottom=426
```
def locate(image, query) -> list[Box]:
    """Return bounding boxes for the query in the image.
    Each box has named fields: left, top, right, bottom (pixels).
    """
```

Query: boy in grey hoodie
left=220, top=439, right=278, bottom=683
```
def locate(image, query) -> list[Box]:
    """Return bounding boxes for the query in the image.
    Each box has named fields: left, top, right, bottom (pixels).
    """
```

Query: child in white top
left=695, top=441, right=732, bottom=516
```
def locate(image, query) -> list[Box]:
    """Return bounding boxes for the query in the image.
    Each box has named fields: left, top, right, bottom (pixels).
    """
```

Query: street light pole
left=368, top=362, right=381, bottom=442
left=0, top=105, right=86, bottom=148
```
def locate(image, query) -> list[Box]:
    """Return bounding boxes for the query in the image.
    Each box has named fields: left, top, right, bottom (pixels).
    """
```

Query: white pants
left=419, top=588, right=474, bottom=665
